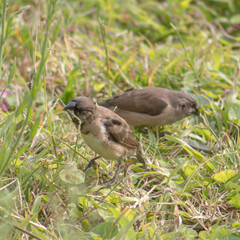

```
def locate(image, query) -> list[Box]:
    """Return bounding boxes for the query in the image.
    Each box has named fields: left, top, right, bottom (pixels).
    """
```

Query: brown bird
left=64, top=96, right=145, bottom=187
left=98, top=87, right=199, bottom=128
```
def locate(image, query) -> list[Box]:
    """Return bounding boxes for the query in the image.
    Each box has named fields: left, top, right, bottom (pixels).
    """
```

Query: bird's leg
left=100, top=161, right=122, bottom=189
left=84, top=156, right=101, bottom=172
left=108, top=161, right=122, bottom=184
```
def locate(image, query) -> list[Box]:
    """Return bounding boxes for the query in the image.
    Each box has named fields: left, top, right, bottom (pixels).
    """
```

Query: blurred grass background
left=0, top=0, right=240, bottom=239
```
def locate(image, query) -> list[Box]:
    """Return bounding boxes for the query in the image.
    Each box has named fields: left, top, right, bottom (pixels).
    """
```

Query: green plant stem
left=171, top=23, right=199, bottom=82
left=0, top=0, right=58, bottom=176
left=98, top=18, right=112, bottom=96
left=0, top=0, right=7, bottom=80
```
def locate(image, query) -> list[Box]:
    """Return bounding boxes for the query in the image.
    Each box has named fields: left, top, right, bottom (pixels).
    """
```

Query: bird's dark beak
left=64, top=101, right=76, bottom=110
left=192, top=108, right=200, bottom=116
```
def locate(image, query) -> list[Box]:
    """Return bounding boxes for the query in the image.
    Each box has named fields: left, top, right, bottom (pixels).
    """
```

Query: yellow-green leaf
left=182, top=165, right=198, bottom=178
left=228, top=193, right=240, bottom=208
left=213, top=170, right=237, bottom=183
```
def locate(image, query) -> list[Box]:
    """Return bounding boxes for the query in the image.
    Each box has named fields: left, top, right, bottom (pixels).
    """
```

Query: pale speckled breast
left=82, top=123, right=134, bottom=161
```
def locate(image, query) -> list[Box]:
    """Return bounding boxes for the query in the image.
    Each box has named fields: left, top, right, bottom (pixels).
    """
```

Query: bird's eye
left=181, top=104, right=186, bottom=110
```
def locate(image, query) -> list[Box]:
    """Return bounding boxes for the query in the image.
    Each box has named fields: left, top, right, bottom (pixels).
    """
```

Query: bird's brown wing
left=104, top=117, right=140, bottom=149
left=99, top=88, right=168, bottom=116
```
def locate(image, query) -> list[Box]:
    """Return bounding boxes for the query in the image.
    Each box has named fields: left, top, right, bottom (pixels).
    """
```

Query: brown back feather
left=104, top=117, right=140, bottom=149
left=99, top=88, right=169, bottom=116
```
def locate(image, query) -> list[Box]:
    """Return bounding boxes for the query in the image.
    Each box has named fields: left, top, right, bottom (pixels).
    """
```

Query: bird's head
left=64, top=96, right=96, bottom=123
left=176, top=94, right=200, bottom=117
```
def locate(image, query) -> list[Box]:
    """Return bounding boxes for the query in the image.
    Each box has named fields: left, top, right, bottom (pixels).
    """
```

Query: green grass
left=1, top=0, right=240, bottom=239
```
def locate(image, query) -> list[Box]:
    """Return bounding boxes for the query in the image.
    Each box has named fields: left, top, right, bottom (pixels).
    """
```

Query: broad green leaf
left=180, top=225, right=198, bottom=238
left=217, top=228, right=234, bottom=237
left=109, top=207, right=129, bottom=228
left=81, top=219, right=91, bottom=231
left=199, top=231, right=208, bottom=239
left=121, top=196, right=139, bottom=203
left=232, top=222, right=240, bottom=228
left=106, top=192, right=120, bottom=204
left=182, top=165, right=198, bottom=178
left=213, top=170, right=237, bottom=183
left=60, top=169, right=85, bottom=184
left=225, top=181, right=240, bottom=190
left=31, top=195, right=43, bottom=215
left=227, top=103, right=240, bottom=120
left=98, top=208, right=113, bottom=221
left=161, top=232, right=181, bottom=239
left=230, top=14, right=240, bottom=24
left=78, top=196, right=88, bottom=208
left=2, top=91, right=17, bottom=109
left=91, top=222, right=118, bottom=239
left=110, top=210, right=141, bottom=240
left=0, top=188, right=16, bottom=210
left=228, top=193, right=240, bottom=208
left=180, top=0, right=191, bottom=8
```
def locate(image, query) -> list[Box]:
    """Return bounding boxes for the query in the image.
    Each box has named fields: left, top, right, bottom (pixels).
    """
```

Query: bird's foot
left=84, top=156, right=100, bottom=172
left=98, top=161, right=122, bottom=190
left=99, top=177, right=117, bottom=190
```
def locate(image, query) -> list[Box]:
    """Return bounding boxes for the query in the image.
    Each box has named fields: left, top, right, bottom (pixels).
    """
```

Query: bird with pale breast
left=98, top=87, right=199, bottom=128
left=64, top=96, right=145, bottom=187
